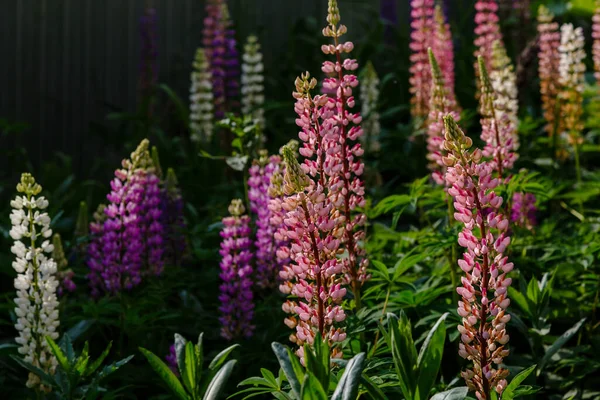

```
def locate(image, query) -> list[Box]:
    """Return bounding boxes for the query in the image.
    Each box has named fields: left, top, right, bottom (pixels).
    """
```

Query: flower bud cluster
left=537, top=6, right=562, bottom=137
left=190, top=48, right=214, bottom=143
left=241, top=35, right=265, bottom=129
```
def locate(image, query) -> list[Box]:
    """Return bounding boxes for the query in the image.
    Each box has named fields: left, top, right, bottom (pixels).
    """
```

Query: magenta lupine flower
left=478, top=57, right=518, bottom=179
left=139, top=7, right=159, bottom=100
left=248, top=151, right=282, bottom=289
left=87, top=140, right=165, bottom=296
left=409, top=0, right=435, bottom=120
left=321, top=0, right=369, bottom=296
left=594, top=2, right=600, bottom=84
left=443, top=115, right=512, bottom=399
left=161, top=168, right=189, bottom=267
left=537, top=5, right=562, bottom=137
left=219, top=199, right=254, bottom=340
left=511, top=192, right=537, bottom=230
left=432, top=5, right=458, bottom=109
left=427, top=49, right=461, bottom=185
left=165, top=344, right=178, bottom=375
left=474, top=0, right=504, bottom=81
left=203, top=0, right=239, bottom=118
left=279, top=145, right=347, bottom=362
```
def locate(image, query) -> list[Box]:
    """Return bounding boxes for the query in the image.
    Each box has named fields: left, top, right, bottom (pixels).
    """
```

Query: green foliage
left=140, top=332, right=238, bottom=400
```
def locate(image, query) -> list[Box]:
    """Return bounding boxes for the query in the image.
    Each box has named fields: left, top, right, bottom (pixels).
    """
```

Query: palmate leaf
left=139, top=347, right=188, bottom=400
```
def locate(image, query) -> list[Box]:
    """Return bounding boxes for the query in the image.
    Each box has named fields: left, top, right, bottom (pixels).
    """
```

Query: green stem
left=369, top=287, right=391, bottom=358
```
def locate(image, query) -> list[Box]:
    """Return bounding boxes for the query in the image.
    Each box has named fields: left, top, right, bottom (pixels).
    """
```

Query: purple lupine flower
left=161, top=168, right=189, bottom=267
left=511, top=192, right=537, bottom=230
left=218, top=199, right=254, bottom=340
left=248, top=151, right=282, bottom=289
left=165, top=344, right=178, bottom=375
left=87, top=140, right=165, bottom=296
left=203, top=0, right=239, bottom=118
left=139, top=7, right=159, bottom=99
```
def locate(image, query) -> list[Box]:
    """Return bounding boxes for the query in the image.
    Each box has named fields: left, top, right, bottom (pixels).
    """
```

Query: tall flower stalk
left=248, top=151, right=282, bottom=288
left=432, top=5, right=458, bottom=108
left=443, top=116, right=512, bottom=399
left=241, top=35, right=265, bottom=130
left=219, top=199, right=254, bottom=340
left=537, top=5, right=562, bottom=138
left=478, top=56, right=518, bottom=180
left=279, top=146, right=347, bottom=362
left=594, top=1, right=600, bottom=84
left=321, top=0, right=368, bottom=306
left=409, top=0, right=435, bottom=120
left=558, top=23, right=586, bottom=181
left=10, top=173, right=60, bottom=391
left=474, top=0, right=504, bottom=88
left=360, top=61, right=381, bottom=153
left=190, top=48, right=214, bottom=143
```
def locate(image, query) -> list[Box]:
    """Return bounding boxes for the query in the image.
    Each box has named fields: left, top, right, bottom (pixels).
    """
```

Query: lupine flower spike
left=427, top=49, right=460, bottom=185
left=321, top=0, right=369, bottom=300
left=594, top=1, right=600, bottom=84
left=248, top=150, right=282, bottom=288
left=52, top=234, right=76, bottom=296
left=409, top=0, right=435, bottom=120
left=478, top=57, right=518, bottom=179
left=241, top=35, right=265, bottom=130
left=474, top=0, right=504, bottom=90
left=10, top=173, right=60, bottom=391
left=279, top=146, right=347, bottom=362
left=87, top=140, right=165, bottom=296
left=219, top=199, right=255, bottom=340
left=490, top=41, right=519, bottom=135
left=511, top=192, right=537, bottom=230
left=537, top=6, right=562, bottom=138
left=190, top=48, right=214, bottom=143
left=443, top=116, right=512, bottom=399
left=558, top=23, right=586, bottom=173
left=432, top=5, right=459, bottom=109
left=360, top=61, right=381, bottom=153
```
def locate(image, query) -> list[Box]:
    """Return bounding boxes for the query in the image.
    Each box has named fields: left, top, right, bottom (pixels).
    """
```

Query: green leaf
left=140, top=347, right=188, bottom=400
left=260, top=368, right=278, bottom=388
left=73, top=341, right=91, bottom=376
left=359, top=375, right=387, bottom=400
left=300, top=374, right=328, bottom=400
left=387, top=312, right=417, bottom=399
left=502, top=364, right=537, bottom=400
left=208, top=344, right=240, bottom=371
left=97, top=354, right=134, bottom=379
left=331, top=353, right=366, bottom=400
left=537, top=318, right=586, bottom=374
left=182, top=341, right=197, bottom=394
left=65, top=320, right=94, bottom=342
left=203, top=359, right=237, bottom=400
left=46, top=336, right=71, bottom=373
left=430, top=387, right=469, bottom=400
left=175, top=333, right=188, bottom=378
left=11, top=355, right=56, bottom=387
left=271, top=342, right=302, bottom=399
left=85, top=341, right=112, bottom=377
left=59, top=333, right=76, bottom=362
left=416, top=313, right=448, bottom=399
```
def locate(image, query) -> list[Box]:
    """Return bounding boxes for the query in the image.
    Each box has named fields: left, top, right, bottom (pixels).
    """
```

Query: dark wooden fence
left=0, top=0, right=411, bottom=170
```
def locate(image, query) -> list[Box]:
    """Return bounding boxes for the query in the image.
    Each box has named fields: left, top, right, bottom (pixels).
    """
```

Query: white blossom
left=559, top=24, right=586, bottom=93
left=241, top=35, right=265, bottom=131
left=190, top=47, right=214, bottom=143
left=11, top=174, right=60, bottom=391
left=490, top=40, right=519, bottom=149
left=360, top=61, right=380, bottom=152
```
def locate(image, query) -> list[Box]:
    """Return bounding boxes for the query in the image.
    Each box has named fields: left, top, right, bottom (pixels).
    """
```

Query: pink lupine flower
left=432, top=5, right=459, bottom=109
left=594, top=2, right=600, bottom=84
left=478, top=56, right=518, bottom=179
left=474, top=0, right=504, bottom=86
left=537, top=5, right=562, bottom=138
left=320, top=0, right=369, bottom=300
left=218, top=199, right=254, bottom=340
left=427, top=49, right=460, bottom=185
left=279, top=145, right=347, bottom=362
left=443, top=115, right=512, bottom=399
left=409, top=0, right=435, bottom=120
left=248, top=151, right=282, bottom=289
left=511, top=192, right=537, bottom=230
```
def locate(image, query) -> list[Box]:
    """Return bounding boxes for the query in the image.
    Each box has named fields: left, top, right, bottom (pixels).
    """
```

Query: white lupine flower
left=559, top=24, right=586, bottom=93
left=360, top=61, right=381, bottom=152
left=490, top=40, right=519, bottom=149
left=241, top=35, right=265, bottom=131
left=11, top=174, right=60, bottom=391
left=189, top=47, right=214, bottom=143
